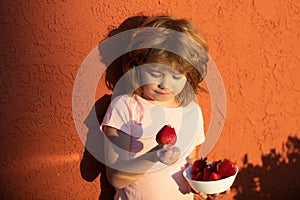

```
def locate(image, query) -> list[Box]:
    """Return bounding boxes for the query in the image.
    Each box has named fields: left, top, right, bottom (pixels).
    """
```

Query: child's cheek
left=170, top=78, right=187, bottom=95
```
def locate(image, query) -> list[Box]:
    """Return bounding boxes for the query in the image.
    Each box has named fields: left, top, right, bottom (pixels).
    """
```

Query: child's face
left=139, top=64, right=187, bottom=103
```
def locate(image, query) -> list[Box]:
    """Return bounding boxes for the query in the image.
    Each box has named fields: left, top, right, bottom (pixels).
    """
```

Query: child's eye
left=173, top=75, right=184, bottom=80
left=149, top=71, right=162, bottom=77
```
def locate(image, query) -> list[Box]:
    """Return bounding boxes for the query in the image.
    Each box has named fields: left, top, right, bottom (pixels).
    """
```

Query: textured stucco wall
left=1, top=0, right=299, bottom=199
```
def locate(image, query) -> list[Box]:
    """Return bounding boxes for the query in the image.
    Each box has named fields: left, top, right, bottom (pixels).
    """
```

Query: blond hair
left=123, top=16, right=209, bottom=106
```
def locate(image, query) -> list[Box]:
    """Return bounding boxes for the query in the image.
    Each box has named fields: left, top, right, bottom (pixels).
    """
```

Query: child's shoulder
left=110, top=94, right=132, bottom=107
left=110, top=94, right=143, bottom=108
left=185, top=100, right=202, bottom=111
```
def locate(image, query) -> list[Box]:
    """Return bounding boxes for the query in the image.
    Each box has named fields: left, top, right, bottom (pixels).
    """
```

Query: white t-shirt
left=101, top=94, right=205, bottom=200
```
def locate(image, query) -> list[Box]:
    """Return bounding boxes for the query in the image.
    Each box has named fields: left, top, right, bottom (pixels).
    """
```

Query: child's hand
left=155, top=144, right=181, bottom=165
left=197, top=188, right=231, bottom=200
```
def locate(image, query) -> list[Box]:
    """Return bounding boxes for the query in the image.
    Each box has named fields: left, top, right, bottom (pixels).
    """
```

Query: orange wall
left=1, top=0, right=299, bottom=199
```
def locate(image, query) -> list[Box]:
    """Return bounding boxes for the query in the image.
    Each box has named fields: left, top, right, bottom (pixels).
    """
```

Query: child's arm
left=103, top=126, right=180, bottom=189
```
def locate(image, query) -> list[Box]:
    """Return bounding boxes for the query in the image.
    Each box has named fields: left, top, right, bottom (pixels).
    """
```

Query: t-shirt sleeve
left=195, top=105, right=205, bottom=146
left=101, top=95, right=132, bottom=135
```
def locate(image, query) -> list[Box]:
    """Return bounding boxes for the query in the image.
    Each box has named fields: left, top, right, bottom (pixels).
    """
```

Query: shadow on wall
left=79, top=15, right=149, bottom=200
left=232, top=136, right=300, bottom=200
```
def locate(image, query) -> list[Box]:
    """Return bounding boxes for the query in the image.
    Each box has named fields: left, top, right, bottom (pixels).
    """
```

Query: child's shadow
left=79, top=15, right=149, bottom=200
left=80, top=94, right=114, bottom=200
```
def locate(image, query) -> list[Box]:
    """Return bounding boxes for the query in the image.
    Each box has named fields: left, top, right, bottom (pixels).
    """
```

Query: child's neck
left=141, top=95, right=180, bottom=108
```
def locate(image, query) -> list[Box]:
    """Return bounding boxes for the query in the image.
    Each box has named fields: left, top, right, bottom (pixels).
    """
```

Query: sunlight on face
left=139, top=64, right=187, bottom=103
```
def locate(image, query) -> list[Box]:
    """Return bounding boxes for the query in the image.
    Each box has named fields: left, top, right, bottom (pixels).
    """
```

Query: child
left=101, top=15, right=209, bottom=200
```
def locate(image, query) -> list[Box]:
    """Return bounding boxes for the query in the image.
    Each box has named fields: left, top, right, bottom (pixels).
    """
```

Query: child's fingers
left=198, top=188, right=230, bottom=200
left=224, top=188, right=231, bottom=194
left=209, top=193, right=219, bottom=200
left=157, top=146, right=181, bottom=164
left=171, top=146, right=181, bottom=157
left=163, top=149, right=173, bottom=159
left=198, top=192, right=207, bottom=199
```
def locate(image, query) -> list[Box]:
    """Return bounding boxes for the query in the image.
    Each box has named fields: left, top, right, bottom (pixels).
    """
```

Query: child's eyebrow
left=166, top=68, right=183, bottom=75
left=144, top=63, right=183, bottom=74
left=172, top=70, right=182, bottom=75
left=148, top=69, right=161, bottom=73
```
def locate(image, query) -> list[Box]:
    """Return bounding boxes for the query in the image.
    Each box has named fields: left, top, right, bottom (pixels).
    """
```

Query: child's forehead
left=143, top=56, right=185, bottom=72
left=142, top=63, right=183, bottom=74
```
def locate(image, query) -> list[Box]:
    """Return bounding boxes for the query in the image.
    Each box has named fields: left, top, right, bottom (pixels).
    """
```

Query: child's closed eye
left=148, top=71, right=162, bottom=78
left=172, top=75, right=184, bottom=80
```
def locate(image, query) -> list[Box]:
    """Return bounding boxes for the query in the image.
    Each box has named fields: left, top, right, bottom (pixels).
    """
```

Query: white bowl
left=183, top=165, right=238, bottom=194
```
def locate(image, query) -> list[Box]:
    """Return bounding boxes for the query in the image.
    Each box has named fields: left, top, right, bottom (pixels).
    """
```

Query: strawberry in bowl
left=183, top=158, right=238, bottom=194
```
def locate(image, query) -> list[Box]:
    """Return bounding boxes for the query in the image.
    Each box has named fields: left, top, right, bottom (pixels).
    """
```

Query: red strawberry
left=203, top=167, right=212, bottom=181
left=217, top=159, right=236, bottom=178
left=156, top=125, right=177, bottom=145
left=192, top=171, right=203, bottom=181
left=191, top=157, right=207, bottom=175
left=209, top=160, right=221, bottom=172
left=209, top=172, right=222, bottom=181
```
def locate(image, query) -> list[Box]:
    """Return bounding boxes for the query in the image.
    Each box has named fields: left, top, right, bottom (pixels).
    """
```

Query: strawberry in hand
left=156, top=125, right=177, bottom=146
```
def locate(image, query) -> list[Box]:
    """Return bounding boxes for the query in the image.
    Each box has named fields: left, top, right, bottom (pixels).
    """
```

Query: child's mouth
left=155, top=90, right=170, bottom=95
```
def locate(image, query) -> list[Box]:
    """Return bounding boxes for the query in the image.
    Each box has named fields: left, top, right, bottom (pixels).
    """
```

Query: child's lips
left=155, top=90, right=170, bottom=95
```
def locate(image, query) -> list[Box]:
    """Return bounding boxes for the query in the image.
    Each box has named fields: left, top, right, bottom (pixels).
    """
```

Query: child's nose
left=158, top=78, right=167, bottom=89
left=158, top=75, right=171, bottom=89
left=158, top=83, right=166, bottom=89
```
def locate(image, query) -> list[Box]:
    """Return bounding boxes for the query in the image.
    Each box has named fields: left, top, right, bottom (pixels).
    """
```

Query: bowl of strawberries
left=183, top=157, right=238, bottom=194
